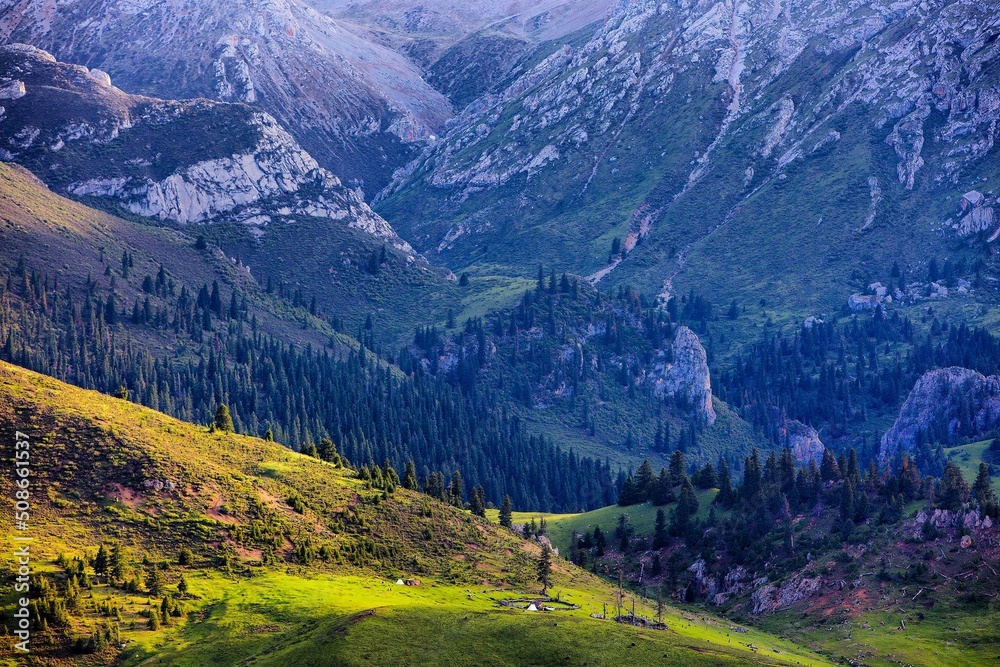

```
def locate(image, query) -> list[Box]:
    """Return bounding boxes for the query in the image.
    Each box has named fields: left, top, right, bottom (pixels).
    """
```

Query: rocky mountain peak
left=0, top=0, right=455, bottom=192
left=0, top=44, right=413, bottom=252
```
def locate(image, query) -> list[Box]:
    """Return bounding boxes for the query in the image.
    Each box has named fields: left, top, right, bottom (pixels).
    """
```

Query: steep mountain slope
left=378, top=0, right=1000, bottom=323
left=313, top=0, right=613, bottom=109
left=0, top=45, right=461, bottom=342
left=0, top=161, right=337, bottom=352
left=313, top=0, right=611, bottom=49
left=0, top=361, right=829, bottom=666
left=0, top=44, right=406, bottom=247
left=0, top=0, right=453, bottom=192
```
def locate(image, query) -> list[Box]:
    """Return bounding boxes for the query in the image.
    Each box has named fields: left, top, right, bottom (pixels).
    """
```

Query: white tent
left=526, top=603, right=538, bottom=612
left=396, top=579, right=404, bottom=585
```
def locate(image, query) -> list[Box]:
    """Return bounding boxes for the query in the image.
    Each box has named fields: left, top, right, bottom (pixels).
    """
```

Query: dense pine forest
left=716, top=310, right=1000, bottom=469
left=0, top=256, right=617, bottom=512
left=9, top=244, right=1000, bottom=517
left=407, top=267, right=1000, bottom=479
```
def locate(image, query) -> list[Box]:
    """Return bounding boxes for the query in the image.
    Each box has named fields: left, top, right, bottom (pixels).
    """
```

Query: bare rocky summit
left=0, top=44, right=412, bottom=251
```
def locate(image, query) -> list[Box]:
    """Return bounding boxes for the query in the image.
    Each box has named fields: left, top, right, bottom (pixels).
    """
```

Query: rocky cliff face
left=781, top=419, right=824, bottom=464
left=880, top=367, right=1000, bottom=462
left=0, top=0, right=454, bottom=193
left=378, top=0, right=1000, bottom=314
left=649, top=326, right=716, bottom=425
left=388, top=0, right=999, bottom=207
left=0, top=44, right=411, bottom=251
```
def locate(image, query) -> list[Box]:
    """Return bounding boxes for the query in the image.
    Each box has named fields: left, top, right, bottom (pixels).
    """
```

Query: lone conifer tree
left=974, top=462, right=996, bottom=506
left=537, top=543, right=552, bottom=595
left=449, top=469, right=464, bottom=507
left=471, top=485, right=487, bottom=517
left=499, top=495, right=513, bottom=528
left=653, top=507, right=667, bottom=549
left=94, top=544, right=109, bottom=575
left=403, top=460, right=419, bottom=490
left=214, top=403, right=234, bottom=432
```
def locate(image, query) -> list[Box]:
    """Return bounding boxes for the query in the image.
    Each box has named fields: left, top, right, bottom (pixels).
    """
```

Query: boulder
left=961, top=190, right=985, bottom=210
left=750, top=576, right=823, bottom=614
left=88, top=69, right=112, bottom=88
left=956, top=206, right=994, bottom=236
left=848, top=294, right=880, bottom=311
left=0, top=79, right=25, bottom=100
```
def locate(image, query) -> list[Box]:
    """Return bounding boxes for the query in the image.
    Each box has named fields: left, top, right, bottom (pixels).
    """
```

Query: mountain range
left=0, top=0, right=615, bottom=193
left=2, top=0, right=1000, bottom=665
left=378, top=0, right=1000, bottom=324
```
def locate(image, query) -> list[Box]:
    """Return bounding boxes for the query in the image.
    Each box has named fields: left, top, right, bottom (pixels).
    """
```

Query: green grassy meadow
left=0, top=362, right=828, bottom=666
left=115, top=570, right=831, bottom=667
left=488, top=489, right=718, bottom=555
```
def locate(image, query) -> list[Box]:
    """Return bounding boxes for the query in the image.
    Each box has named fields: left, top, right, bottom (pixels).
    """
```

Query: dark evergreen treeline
left=0, top=261, right=617, bottom=512
left=400, top=270, right=1000, bottom=479
left=712, top=445, right=999, bottom=560
left=397, top=272, right=746, bottom=469
left=589, top=443, right=998, bottom=595
left=715, top=306, right=1000, bottom=465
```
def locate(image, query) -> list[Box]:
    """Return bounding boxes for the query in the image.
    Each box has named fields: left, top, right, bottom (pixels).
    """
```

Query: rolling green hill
left=488, top=488, right=718, bottom=554
left=0, top=361, right=829, bottom=666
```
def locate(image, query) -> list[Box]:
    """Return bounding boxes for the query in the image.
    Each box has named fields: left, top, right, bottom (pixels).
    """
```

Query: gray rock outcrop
left=750, top=576, right=824, bottom=615
left=650, top=326, right=716, bottom=425
left=880, top=367, right=1000, bottom=462
left=782, top=420, right=824, bottom=464
left=910, top=507, right=993, bottom=539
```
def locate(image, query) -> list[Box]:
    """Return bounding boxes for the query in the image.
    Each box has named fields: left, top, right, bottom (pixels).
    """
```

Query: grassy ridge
left=0, top=161, right=460, bottom=349
left=0, top=361, right=828, bottom=666
left=0, top=162, right=337, bottom=351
